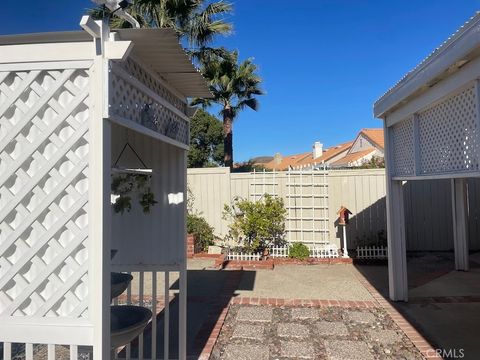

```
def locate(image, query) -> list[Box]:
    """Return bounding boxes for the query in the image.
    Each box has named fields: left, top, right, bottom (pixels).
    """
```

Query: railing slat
left=70, top=345, right=78, bottom=360
left=139, top=271, right=144, bottom=360
left=164, top=271, right=170, bottom=360
left=3, top=342, right=12, bottom=360
left=152, top=271, right=157, bottom=360
left=47, top=344, right=55, bottom=360
left=25, top=343, right=33, bottom=360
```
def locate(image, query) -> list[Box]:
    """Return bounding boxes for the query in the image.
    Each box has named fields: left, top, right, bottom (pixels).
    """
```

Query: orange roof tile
left=263, top=151, right=311, bottom=170
left=331, top=149, right=376, bottom=166
left=295, top=141, right=353, bottom=168
left=360, top=129, right=384, bottom=149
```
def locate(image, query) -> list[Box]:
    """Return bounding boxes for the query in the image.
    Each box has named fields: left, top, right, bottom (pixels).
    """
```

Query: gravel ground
left=211, top=305, right=423, bottom=360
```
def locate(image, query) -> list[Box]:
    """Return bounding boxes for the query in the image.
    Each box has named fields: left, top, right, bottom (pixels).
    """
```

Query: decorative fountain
left=110, top=272, right=152, bottom=349
left=110, top=248, right=152, bottom=349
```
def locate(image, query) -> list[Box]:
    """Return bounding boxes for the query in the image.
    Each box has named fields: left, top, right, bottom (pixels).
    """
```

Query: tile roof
left=331, top=149, right=376, bottom=166
left=263, top=152, right=311, bottom=170
left=360, top=129, right=384, bottom=149
left=295, top=141, right=353, bottom=168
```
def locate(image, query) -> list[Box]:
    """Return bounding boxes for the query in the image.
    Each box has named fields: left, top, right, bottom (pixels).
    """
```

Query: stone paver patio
left=211, top=305, right=423, bottom=360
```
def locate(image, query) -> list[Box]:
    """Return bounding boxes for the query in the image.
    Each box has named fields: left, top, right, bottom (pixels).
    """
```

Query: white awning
left=0, top=28, right=212, bottom=98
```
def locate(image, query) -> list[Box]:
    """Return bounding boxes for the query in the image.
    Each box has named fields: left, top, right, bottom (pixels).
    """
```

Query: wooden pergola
left=374, top=13, right=480, bottom=301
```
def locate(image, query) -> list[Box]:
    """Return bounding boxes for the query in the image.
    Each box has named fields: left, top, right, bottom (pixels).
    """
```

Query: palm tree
left=191, top=49, right=264, bottom=169
left=89, top=0, right=232, bottom=49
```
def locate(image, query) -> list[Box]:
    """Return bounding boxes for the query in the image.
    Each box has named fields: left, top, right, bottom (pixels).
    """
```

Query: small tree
left=223, top=194, right=286, bottom=253
left=186, top=184, right=216, bottom=250
left=188, top=109, right=224, bottom=168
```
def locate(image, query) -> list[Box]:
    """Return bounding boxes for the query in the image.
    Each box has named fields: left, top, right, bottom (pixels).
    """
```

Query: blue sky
left=2, top=1, right=480, bottom=161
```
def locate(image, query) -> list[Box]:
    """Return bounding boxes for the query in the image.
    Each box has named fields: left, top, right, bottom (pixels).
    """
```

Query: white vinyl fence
left=188, top=167, right=480, bottom=251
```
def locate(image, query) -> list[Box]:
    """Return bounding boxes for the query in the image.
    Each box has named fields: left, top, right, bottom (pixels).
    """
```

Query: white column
left=384, top=122, right=408, bottom=301
left=386, top=179, right=408, bottom=301
left=451, top=178, right=469, bottom=271
left=178, top=151, right=188, bottom=360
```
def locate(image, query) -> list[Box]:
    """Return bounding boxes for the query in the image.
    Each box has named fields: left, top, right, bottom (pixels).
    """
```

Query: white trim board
left=385, top=54, right=480, bottom=127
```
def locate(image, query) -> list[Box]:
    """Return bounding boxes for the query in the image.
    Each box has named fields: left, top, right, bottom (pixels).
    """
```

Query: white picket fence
left=356, top=246, right=388, bottom=259
left=227, top=252, right=262, bottom=261
left=269, top=244, right=339, bottom=259
left=309, top=244, right=339, bottom=258
left=269, top=246, right=290, bottom=258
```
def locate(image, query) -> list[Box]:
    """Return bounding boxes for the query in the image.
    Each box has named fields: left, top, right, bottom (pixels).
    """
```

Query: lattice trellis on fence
left=286, top=169, right=329, bottom=245
left=418, top=85, right=480, bottom=175
left=0, top=68, right=90, bottom=319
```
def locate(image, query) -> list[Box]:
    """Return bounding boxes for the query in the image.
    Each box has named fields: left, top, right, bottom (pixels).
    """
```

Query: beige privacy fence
left=187, top=167, right=480, bottom=251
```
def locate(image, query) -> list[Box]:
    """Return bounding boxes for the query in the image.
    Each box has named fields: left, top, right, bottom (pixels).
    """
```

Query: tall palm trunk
left=223, top=107, right=234, bottom=170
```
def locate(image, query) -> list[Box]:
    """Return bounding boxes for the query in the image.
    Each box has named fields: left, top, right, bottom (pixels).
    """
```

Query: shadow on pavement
left=119, top=269, right=254, bottom=359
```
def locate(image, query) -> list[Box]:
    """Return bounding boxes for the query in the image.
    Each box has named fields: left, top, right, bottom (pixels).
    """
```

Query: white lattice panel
left=110, top=69, right=189, bottom=146
left=418, top=86, right=480, bottom=174
left=122, top=58, right=186, bottom=113
left=391, top=116, right=415, bottom=176
left=0, top=68, right=90, bottom=319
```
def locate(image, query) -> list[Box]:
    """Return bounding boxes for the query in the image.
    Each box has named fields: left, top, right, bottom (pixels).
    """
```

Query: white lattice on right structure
left=391, top=116, right=415, bottom=176
left=418, top=85, right=479, bottom=175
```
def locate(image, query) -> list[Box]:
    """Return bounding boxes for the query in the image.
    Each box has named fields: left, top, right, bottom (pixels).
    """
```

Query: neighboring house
left=260, top=128, right=384, bottom=171
left=330, top=129, right=384, bottom=168
left=262, top=141, right=352, bottom=171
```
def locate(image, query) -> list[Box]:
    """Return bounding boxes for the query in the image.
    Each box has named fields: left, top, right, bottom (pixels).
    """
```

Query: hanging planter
left=111, top=142, right=157, bottom=214
left=111, top=173, right=157, bottom=214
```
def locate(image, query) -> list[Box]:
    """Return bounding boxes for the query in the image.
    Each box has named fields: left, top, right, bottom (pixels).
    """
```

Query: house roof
left=374, top=12, right=480, bottom=118
left=359, top=129, right=384, bottom=149
left=263, top=152, right=311, bottom=170
left=331, top=149, right=376, bottom=166
left=0, top=28, right=212, bottom=98
left=295, top=141, right=353, bottom=168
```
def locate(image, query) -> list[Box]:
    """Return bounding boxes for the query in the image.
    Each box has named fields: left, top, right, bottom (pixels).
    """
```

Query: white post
left=384, top=122, right=408, bottom=302
left=179, top=151, right=188, bottom=360
left=87, top=17, right=112, bottom=358
left=342, top=225, right=349, bottom=258
left=451, top=178, right=469, bottom=271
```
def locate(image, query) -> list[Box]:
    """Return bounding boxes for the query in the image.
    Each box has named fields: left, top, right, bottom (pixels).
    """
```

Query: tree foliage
left=89, top=0, right=232, bottom=49
left=288, top=243, right=310, bottom=260
left=223, top=195, right=286, bottom=253
left=191, top=49, right=264, bottom=168
left=359, top=156, right=385, bottom=169
left=188, top=109, right=224, bottom=167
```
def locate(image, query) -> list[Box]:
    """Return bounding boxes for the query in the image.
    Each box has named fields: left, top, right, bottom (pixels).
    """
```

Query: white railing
left=356, top=246, right=388, bottom=259
left=112, top=269, right=176, bottom=360
left=227, top=251, right=262, bottom=261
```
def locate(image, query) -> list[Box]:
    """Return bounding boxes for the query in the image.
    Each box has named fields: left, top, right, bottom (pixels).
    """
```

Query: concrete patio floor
left=121, top=254, right=480, bottom=359
left=354, top=252, right=480, bottom=360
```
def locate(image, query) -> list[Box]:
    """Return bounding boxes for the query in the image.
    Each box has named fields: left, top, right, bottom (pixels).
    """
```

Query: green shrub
left=223, top=194, right=287, bottom=253
left=187, top=214, right=215, bottom=251
left=289, top=243, right=310, bottom=260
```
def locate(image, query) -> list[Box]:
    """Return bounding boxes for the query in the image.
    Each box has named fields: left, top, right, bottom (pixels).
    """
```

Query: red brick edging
left=353, top=270, right=442, bottom=359
left=229, top=297, right=377, bottom=308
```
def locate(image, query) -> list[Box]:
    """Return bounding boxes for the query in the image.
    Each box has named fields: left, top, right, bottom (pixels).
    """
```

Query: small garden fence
left=228, top=244, right=339, bottom=260
left=356, top=246, right=388, bottom=259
